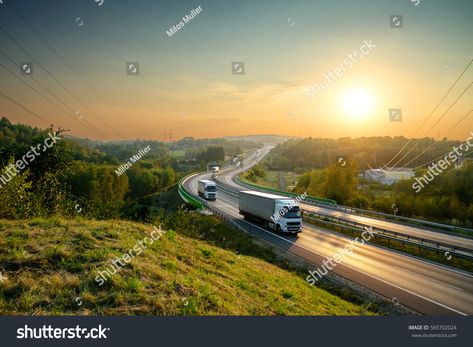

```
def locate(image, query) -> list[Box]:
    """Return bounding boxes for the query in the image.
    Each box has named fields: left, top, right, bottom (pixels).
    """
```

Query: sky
left=0, top=0, right=472, bottom=141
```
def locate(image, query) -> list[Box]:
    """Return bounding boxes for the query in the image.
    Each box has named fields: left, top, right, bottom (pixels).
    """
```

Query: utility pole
left=163, top=129, right=173, bottom=142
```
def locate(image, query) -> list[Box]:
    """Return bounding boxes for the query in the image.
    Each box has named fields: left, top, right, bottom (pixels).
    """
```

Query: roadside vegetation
left=0, top=117, right=250, bottom=221
left=247, top=137, right=473, bottom=228
left=0, top=214, right=375, bottom=315
left=0, top=120, right=379, bottom=315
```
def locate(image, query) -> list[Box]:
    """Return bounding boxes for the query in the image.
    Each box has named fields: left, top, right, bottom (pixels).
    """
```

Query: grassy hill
left=0, top=215, right=373, bottom=315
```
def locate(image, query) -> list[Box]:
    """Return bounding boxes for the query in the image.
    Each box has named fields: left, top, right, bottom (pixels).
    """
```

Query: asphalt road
left=183, top=147, right=473, bottom=315
left=222, top=147, right=473, bottom=252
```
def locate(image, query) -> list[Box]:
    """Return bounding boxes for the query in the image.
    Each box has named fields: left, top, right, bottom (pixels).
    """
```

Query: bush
left=0, top=160, right=32, bottom=219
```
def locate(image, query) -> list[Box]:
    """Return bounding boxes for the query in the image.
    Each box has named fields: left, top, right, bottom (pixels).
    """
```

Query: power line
left=0, top=47, right=74, bottom=114
left=0, top=48, right=105, bottom=137
left=447, top=109, right=473, bottom=132
left=401, top=109, right=473, bottom=169
left=421, top=149, right=473, bottom=175
left=0, top=60, right=106, bottom=137
left=426, top=80, right=473, bottom=133
left=0, top=89, right=50, bottom=125
left=385, top=79, right=473, bottom=170
left=7, top=0, right=134, bottom=129
left=163, top=129, right=173, bottom=142
left=0, top=23, right=123, bottom=138
left=383, top=58, right=473, bottom=168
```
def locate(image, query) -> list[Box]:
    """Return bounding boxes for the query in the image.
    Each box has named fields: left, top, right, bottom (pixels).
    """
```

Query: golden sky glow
left=1, top=0, right=472, bottom=141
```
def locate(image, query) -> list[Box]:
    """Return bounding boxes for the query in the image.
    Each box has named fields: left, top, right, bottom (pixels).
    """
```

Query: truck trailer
left=239, top=190, right=302, bottom=234
left=198, top=179, right=217, bottom=200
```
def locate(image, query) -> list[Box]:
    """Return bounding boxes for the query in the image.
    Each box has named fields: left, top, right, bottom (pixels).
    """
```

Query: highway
left=301, top=204, right=473, bottom=251
left=182, top=147, right=473, bottom=315
left=222, top=148, right=473, bottom=253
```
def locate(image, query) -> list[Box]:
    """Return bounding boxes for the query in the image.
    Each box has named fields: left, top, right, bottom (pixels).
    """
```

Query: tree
left=323, top=161, right=358, bottom=204
left=0, top=159, right=32, bottom=219
left=127, top=167, right=159, bottom=198
left=159, top=167, right=175, bottom=188
left=64, top=164, right=129, bottom=219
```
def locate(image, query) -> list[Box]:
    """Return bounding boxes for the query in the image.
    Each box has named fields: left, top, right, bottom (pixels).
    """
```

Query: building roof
left=385, top=167, right=413, bottom=172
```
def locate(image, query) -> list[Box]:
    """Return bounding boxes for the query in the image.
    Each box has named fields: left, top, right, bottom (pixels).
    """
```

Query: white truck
left=239, top=191, right=302, bottom=234
left=198, top=179, right=217, bottom=200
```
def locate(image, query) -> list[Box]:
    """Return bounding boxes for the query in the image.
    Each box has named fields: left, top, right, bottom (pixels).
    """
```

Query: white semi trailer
left=239, top=191, right=302, bottom=234
left=198, top=179, right=217, bottom=200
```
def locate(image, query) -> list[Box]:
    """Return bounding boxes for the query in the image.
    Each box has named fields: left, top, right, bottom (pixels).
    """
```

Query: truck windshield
left=206, top=186, right=217, bottom=192
left=283, top=206, right=301, bottom=218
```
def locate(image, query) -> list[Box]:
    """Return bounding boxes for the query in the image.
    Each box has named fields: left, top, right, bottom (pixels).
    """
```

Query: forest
left=0, top=117, right=247, bottom=222
left=263, top=137, right=473, bottom=227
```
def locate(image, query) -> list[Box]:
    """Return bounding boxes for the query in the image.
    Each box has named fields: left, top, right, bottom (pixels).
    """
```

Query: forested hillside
left=260, top=137, right=473, bottom=227
left=0, top=117, right=247, bottom=221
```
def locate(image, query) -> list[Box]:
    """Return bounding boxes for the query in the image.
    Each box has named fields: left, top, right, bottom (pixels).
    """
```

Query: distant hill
left=224, top=134, right=293, bottom=145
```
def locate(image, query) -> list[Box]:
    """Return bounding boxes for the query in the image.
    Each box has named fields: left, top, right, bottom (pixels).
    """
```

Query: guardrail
left=215, top=180, right=240, bottom=197
left=224, top=146, right=473, bottom=236
left=330, top=204, right=473, bottom=237
left=304, top=211, right=473, bottom=260
left=178, top=173, right=265, bottom=240
left=232, top=176, right=473, bottom=237
left=178, top=174, right=204, bottom=209
left=215, top=179, right=473, bottom=259
left=181, top=171, right=473, bottom=261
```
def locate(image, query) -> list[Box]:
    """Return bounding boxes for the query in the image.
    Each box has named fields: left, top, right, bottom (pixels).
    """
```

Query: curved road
left=183, top=148, right=473, bottom=315
left=220, top=147, right=473, bottom=252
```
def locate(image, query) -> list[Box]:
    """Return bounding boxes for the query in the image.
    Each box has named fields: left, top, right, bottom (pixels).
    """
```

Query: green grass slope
left=0, top=216, right=372, bottom=315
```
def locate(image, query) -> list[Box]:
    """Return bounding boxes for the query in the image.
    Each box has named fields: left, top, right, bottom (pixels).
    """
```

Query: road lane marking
left=306, top=204, right=473, bottom=249
left=236, top=218, right=469, bottom=316
left=220, top=183, right=473, bottom=281
left=299, top=221, right=473, bottom=279
left=393, top=266, right=465, bottom=291
left=185, top=152, right=470, bottom=316
left=208, top=197, right=470, bottom=316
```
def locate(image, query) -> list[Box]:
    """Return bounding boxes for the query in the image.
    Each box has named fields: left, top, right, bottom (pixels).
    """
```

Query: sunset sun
left=341, top=88, right=375, bottom=119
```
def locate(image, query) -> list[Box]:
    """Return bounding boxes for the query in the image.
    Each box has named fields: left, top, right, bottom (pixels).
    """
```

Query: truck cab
left=239, top=191, right=302, bottom=235
left=198, top=179, right=217, bottom=200
left=271, top=200, right=302, bottom=234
